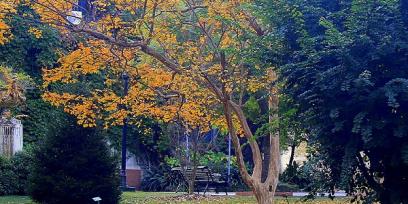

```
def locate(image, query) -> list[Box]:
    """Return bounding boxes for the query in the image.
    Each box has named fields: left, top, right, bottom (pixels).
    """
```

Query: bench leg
left=204, top=183, right=209, bottom=195
left=175, top=183, right=180, bottom=193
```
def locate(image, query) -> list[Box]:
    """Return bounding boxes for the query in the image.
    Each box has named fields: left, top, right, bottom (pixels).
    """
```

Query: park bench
left=172, top=166, right=229, bottom=195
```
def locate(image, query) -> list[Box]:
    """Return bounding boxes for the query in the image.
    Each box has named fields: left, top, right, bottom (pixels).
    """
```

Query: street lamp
left=67, top=0, right=89, bottom=25
left=121, top=72, right=129, bottom=190
left=67, top=10, right=82, bottom=25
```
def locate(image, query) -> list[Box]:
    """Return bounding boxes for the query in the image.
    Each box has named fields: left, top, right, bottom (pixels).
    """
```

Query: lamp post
left=227, top=134, right=231, bottom=183
left=121, top=72, right=129, bottom=190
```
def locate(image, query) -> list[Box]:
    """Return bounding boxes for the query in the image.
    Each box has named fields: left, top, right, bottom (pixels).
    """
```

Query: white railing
left=0, top=119, right=23, bottom=157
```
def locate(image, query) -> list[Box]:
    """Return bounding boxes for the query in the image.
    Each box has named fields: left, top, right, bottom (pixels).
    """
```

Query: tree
left=19, top=0, right=281, bottom=203
left=166, top=122, right=220, bottom=194
left=260, top=0, right=408, bottom=202
left=0, top=0, right=15, bottom=45
left=0, top=3, right=61, bottom=79
left=29, top=123, right=121, bottom=204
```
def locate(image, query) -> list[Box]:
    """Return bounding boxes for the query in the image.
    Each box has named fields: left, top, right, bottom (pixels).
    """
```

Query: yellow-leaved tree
left=21, top=0, right=280, bottom=203
left=0, top=0, right=16, bottom=44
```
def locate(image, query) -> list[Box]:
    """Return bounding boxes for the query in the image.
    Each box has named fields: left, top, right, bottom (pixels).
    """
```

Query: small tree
left=29, top=124, right=120, bottom=204
left=166, top=122, right=219, bottom=194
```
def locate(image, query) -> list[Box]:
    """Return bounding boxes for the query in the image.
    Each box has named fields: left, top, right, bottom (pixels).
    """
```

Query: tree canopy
left=23, top=0, right=282, bottom=203
left=259, top=0, right=408, bottom=202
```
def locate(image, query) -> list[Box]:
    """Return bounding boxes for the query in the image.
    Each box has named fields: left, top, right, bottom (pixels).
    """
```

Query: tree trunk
left=188, top=180, right=195, bottom=194
left=221, top=70, right=280, bottom=204
left=188, top=133, right=199, bottom=195
left=262, top=134, right=270, bottom=182
left=224, top=100, right=280, bottom=204
left=254, top=135, right=281, bottom=204
left=288, top=143, right=296, bottom=168
left=186, top=157, right=197, bottom=194
left=253, top=182, right=277, bottom=204
left=217, top=68, right=280, bottom=204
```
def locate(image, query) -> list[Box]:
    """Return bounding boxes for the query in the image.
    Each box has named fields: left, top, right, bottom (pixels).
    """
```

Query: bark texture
left=222, top=71, right=280, bottom=204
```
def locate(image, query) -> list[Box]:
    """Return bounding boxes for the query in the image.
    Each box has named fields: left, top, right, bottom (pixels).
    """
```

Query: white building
left=280, top=142, right=308, bottom=172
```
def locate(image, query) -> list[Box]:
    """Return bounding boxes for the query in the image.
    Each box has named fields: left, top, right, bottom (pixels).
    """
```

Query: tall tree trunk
left=252, top=135, right=280, bottom=204
left=222, top=73, right=280, bottom=203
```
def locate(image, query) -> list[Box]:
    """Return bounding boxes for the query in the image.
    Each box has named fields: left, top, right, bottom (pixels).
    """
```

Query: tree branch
left=223, top=102, right=253, bottom=186
left=228, top=100, right=263, bottom=181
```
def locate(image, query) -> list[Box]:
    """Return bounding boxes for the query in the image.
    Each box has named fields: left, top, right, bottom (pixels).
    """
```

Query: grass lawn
left=0, top=196, right=33, bottom=204
left=0, top=192, right=350, bottom=204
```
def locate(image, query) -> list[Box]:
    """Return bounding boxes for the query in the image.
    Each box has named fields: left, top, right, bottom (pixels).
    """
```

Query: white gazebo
left=0, top=118, right=23, bottom=157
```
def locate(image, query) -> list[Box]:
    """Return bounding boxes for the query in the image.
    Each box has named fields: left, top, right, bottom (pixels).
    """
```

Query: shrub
left=199, top=151, right=249, bottom=191
left=10, top=150, right=33, bottom=195
left=0, top=150, right=33, bottom=195
left=0, top=156, right=17, bottom=195
left=276, top=182, right=300, bottom=192
left=280, top=161, right=310, bottom=190
left=28, top=126, right=121, bottom=204
left=141, top=164, right=185, bottom=192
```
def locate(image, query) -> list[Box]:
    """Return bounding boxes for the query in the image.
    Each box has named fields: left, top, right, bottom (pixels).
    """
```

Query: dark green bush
left=0, top=156, right=18, bottom=195
left=10, top=150, right=33, bottom=195
left=28, top=126, right=121, bottom=204
left=0, top=150, right=33, bottom=196
left=276, top=182, right=300, bottom=192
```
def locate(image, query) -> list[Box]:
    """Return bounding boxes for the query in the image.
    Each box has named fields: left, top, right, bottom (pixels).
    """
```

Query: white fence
left=0, top=119, right=23, bottom=157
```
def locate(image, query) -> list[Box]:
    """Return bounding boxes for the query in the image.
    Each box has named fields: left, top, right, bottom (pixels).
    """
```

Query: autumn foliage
left=33, top=0, right=272, bottom=132
left=0, top=1, right=16, bottom=44
left=2, top=0, right=280, bottom=203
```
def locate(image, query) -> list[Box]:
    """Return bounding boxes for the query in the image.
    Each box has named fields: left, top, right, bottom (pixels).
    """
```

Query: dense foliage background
left=258, top=0, right=408, bottom=202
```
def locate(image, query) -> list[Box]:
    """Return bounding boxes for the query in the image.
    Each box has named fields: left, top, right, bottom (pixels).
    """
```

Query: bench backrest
left=184, top=167, right=212, bottom=181
left=172, top=166, right=225, bottom=183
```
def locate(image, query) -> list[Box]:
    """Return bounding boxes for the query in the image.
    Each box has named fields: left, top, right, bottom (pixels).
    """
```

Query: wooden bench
left=172, top=166, right=229, bottom=195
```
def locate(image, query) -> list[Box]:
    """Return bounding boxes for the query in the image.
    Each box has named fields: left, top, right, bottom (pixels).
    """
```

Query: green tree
left=29, top=122, right=121, bottom=204
left=259, top=0, right=408, bottom=202
left=0, top=4, right=60, bottom=79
